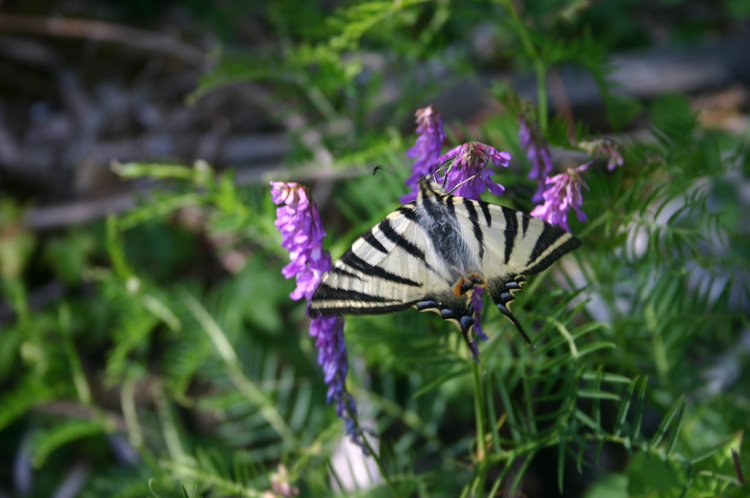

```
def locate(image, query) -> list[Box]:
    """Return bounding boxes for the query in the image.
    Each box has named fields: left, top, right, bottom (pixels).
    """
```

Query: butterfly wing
left=310, top=201, right=478, bottom=345
left=450, top=194, right=581, bottom=342
left=310, top=203, right=451, bottom=313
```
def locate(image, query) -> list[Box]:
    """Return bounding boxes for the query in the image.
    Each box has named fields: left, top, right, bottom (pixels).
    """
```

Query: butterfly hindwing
left=450, top=195, right=581, bottom=342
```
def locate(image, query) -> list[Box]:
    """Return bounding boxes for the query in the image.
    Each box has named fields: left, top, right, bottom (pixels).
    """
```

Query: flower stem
left=535, top=60, right=548, bottom=132
left=360, top=436, right=403, bottom=498
left=503, top=0, right=548, bottom=131
left=472, top=361, right=486, bottom=462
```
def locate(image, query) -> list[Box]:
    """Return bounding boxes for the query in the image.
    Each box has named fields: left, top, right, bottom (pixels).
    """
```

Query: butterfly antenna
left=435, top=159, right=454, bottom=189
left=431, top=169, right=440, bottom=184
left=372, top=165, right=402, bottom=180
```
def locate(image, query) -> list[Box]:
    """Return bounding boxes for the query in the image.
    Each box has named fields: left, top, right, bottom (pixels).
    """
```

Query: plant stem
left=535, top=60, right=548, bottom=132
left=472, top=361, right=486, bottom=462
left=503, top=0, right=548, bottom=131
left=360, top=436, right=403, bottom=498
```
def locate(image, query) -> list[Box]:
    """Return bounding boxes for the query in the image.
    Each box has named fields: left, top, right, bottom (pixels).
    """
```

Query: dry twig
left=0, top=14, right=207, bottom=65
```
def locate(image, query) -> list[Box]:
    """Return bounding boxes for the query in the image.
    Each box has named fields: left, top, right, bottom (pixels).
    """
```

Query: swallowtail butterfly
left=310, top=176, right=581, bottom=358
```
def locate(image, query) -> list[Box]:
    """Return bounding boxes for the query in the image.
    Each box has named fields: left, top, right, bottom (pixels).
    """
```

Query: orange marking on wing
left=452, top=277, right=465, bottom=296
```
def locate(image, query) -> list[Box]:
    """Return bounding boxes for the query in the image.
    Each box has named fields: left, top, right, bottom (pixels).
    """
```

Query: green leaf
left=495, top=371, right=521, bottom=443
left=0, top=380, right=62, bottom=432
left=632, top=376, right=648, bottom=440
left=510, top=451, right=537, bottom=497
left=577, top=389, right=620, bottom=401
left=485, top=374, right=502, bottom=455
left=43, top=231, right=95, bottom=284
left=581, top=372, right=632, bottom=384
left=605, top=94, right=642, bottom=130
left=626, top=452, right=682, bottom=496
left=584, top=472, right=628, bottom=498
left=649, top=92, right=697, bottom=142
left=651, top=396, right=685, bottom=448
left=614, top=376, right=640, bottom=437
left=666, top=400, right=686, bottom=455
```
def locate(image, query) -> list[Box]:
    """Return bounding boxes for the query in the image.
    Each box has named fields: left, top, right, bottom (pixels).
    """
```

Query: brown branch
left=0, top=14, right=207, bottom=65
left=22, top=160, right=366, bottom=230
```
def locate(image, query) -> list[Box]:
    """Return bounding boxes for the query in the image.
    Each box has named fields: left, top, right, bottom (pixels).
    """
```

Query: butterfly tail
left=488, top=276, right=537, bottom=349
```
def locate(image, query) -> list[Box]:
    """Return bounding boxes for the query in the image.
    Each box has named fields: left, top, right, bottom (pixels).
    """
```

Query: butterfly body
left=310, top=177, right=581, bottom=358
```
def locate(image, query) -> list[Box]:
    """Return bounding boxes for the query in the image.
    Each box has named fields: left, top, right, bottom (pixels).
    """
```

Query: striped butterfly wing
left=310, top=201, right=477, bottom=333
left=311, top=204, right=441, bottom=315
left=450, top=195, right=581, bottom=342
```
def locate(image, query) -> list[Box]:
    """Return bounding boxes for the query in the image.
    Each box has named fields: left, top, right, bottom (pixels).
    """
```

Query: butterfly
left=310, top=176, right=581, bottom=359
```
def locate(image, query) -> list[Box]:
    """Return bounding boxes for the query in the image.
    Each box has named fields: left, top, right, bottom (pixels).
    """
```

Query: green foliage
left=2, top=1, right=749, bottom=497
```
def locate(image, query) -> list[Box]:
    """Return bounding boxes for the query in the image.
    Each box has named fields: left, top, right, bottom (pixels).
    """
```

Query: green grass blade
left=651, top=395, right=685, bottom=448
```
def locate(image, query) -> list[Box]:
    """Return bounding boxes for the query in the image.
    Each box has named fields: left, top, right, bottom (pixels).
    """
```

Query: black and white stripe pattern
left=310, top=176, right=581, bottom=354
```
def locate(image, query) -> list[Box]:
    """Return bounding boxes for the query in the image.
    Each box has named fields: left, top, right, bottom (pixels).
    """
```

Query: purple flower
left=309, top=314, right=348, bottom=403
left=401, top=106, right=446, bottom=202
left=471, top=286, right=488, bottom=343
left=308, top=312, right=367, bottom=453
left=271, top=182, right=331, bottom=301
left=436, top=142, right=510, bottom=200
left=530, top=163, right=591, bottom=232
left=271, top=181, right=366, bottom=453
left=518, top=113, right=553, bottom=203
left=578, top=138, right=624, bottom=171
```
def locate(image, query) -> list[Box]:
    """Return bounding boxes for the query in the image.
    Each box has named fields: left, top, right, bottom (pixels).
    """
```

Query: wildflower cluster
left=270, top=181, right=365, bottom=452
left=271, top=182, right=329, bottom=301
left=401, top=106, right=446, bottom=202
left=437, top=142, right=510, bottom=199
left=470, top=287, right=488, bottom=342
left=578, top=138, right=624, bottom=170
left=530, top=163, right=591, bottom=231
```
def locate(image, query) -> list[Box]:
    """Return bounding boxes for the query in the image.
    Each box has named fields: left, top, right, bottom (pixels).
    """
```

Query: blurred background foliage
left=0, top=0, right=749, bottom=497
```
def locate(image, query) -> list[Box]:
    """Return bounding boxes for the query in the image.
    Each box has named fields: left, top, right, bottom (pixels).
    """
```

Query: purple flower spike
left=309, top=314, right=348, bottom=403
left=437, top=142, right=510, bottom=200
left=530, top=163, right=591, bottom=232
left=578, top=138, right=624, bottom=171
left=271, top=182, right=331, bottom=301
left=518, top=113, right=553, bottom=203
left=271, top=181, right=366, bottom=453
left=401, top=106, right=447, bottom=202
